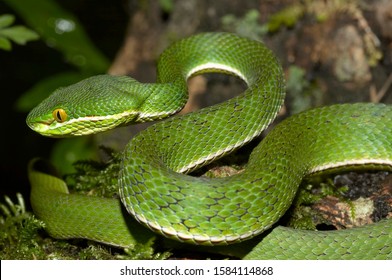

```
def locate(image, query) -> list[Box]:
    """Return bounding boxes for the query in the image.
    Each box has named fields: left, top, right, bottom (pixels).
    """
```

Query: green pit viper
left=27, top=32, right=392, bottom=259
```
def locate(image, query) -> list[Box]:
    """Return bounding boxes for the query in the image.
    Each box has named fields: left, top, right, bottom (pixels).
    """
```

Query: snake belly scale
left=27, top=33, right=392, bottom=258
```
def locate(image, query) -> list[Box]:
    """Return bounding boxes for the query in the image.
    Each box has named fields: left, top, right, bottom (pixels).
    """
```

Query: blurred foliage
left=266, top=0, right=362, bottom=32
left=2, top=0, right=385, bottom=259
left=286, top=65, right=323, bottom=114
left=50, top=137, right=99, bottom=175
left=5, top=0, right=110, bottom=111
left=4, top=0, right=111, bottom=173
left=266, top=4, right=304, bottom=32
left=0, top=14, right=39, bottom=51
left=221, top=3, right=304, bottom=38
left=221, top=9, right=268, bottom=41
left=159, top=0, right=174, bottom=13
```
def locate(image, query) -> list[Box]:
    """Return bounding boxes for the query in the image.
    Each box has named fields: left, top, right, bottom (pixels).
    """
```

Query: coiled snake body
left=27, top=33, right=392, bottom=259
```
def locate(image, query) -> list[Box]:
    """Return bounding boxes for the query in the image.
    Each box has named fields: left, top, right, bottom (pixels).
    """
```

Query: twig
left=370, top=72, right=392, bottom=103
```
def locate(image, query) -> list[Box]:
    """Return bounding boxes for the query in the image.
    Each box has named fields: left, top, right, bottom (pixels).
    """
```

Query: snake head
left=26, top=75, right=149, bottom=137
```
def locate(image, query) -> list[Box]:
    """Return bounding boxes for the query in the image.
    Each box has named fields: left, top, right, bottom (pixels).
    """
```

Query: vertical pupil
left=57, top=110, right=62, bottom=121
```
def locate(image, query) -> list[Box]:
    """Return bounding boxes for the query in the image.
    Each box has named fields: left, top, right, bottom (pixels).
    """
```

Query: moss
left=221, top=9, right=268, bottom=41
left=266, top=4, right=305, bottom=32
left=64, top=146, right=121, bottom=198
left=0, top=193, right=45, bottom=259
left=284, top=177, right=351, bottom=230
left=1, top=151, right=172, bottom=259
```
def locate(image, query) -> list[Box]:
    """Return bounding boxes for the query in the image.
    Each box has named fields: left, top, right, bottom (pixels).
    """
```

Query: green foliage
left=62, top=151, right=171, bottom=259
left=286, top=65, right=323, bottom=114
left=159, top=0, right=174, bottom=13
left=221, top=5, right=305, bottom=38
left=4, top=0, right=109, bottom=74
left=266, top=4, right=305, bottom=32
left=64, top=147, right=121, bottom=196
left=285, top=177, right=350, bottom=230
left=4, top=0, right=111, bottom=173
left=221, top=0, right=371, bottom=40
left=5, top=0, right=110, bottom=113
left=123, top=238, right=171, bottom=260
left=221, top=9, right=268, bottom=41
left=0, top=162, right=171, bottom=259
left=0, top=193, right=45, bottom=259
left=286, top=66, right=312, bottom=114
left=0, top=14, right=39, bottom=51
left=49, top=137, right=99, bottom=175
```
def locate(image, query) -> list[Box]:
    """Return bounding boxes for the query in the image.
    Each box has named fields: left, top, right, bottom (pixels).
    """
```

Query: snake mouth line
left=28, top=110, right=141, bottom=136
left=38, top=119, right=54, bottom=126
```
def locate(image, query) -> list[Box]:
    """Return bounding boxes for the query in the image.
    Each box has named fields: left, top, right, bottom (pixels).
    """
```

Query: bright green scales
left=27, top=33, right=392, bottom=259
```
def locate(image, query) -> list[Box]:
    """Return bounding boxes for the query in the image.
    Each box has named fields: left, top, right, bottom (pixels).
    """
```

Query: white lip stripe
left=47, top=63, right=247, bottom=132
left=50, top=110, right=136, bottom=129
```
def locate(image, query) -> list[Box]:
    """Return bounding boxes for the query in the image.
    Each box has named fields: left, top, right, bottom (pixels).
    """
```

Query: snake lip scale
left=27, top=32, right=392, bottom=259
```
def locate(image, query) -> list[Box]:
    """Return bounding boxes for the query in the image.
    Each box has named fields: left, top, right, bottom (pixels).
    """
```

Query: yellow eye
left=52, top=108, right=67, bottom=123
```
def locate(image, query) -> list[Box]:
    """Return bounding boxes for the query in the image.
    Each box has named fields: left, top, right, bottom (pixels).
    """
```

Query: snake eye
left=52, top=108, right=67, bottom=123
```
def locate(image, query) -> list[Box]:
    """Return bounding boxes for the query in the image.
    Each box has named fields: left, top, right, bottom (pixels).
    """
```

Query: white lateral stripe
left=310, top=159, right=392, bottom=173
left=177, top=128, right=261, bottom=173
left=187, top=62, right=248, bottom=84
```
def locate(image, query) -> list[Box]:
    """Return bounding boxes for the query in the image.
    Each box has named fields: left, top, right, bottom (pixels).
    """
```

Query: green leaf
left=4, top=0, right=109, bottom=72
left=0, top=37, right=11, bottom=50
left=51, top=137, right=97, bottom=175
left=159, top=0, right=173, bottom=13
left=0, top=25, right=39, bottom=45
left=267, top=4, right=305, bottom=32
left=0, top=14, right=15, bottom=28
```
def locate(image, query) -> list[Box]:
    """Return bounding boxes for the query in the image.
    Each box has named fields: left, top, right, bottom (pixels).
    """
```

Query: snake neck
left=147, top=33, right=286, bottom=173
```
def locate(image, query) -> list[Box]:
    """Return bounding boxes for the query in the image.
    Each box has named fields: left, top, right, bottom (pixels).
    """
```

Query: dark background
left=1, top=0, right=392, bottom=209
